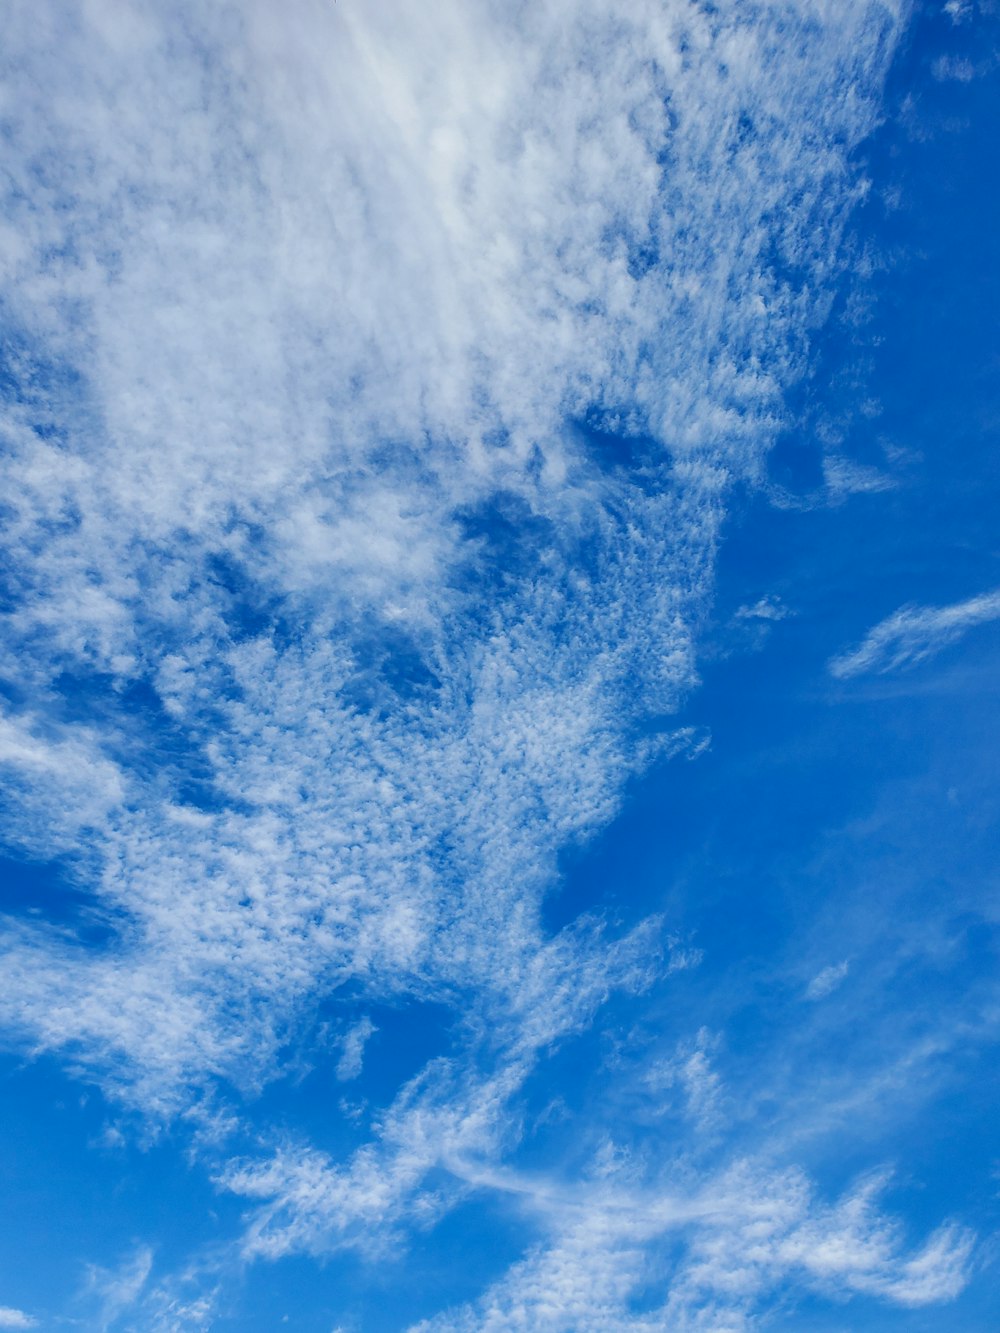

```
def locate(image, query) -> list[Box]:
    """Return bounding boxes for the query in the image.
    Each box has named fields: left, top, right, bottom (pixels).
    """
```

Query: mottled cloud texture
left=1, top=1, right=975, bottom=1327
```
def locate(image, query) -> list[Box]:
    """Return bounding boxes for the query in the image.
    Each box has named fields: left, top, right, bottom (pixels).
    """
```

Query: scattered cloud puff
left=0, top=1310, right=36, bottom=1331
left=830, top=588, right=1000, bottom=678
left=823, top=455, right=896, bottom=500
left=644, top=1028, right=725, bottom=1129
left=932, top=53, right=977, bottom=80
left=725, top=593, right=793, bottom=657
left=336, top=1016, right=377, bottom=1082
left=733, top=595, right=791, bottom=623
left=944, top=0, right=972, bottom=22
left=83, top=1246, right=154, bottom=1332
left=806, top=960, right=851, bottom=1000
left=80, top=1245, right=220, bottom=1333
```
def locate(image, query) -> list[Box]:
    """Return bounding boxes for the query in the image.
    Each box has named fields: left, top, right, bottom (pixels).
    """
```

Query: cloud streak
left=806, top=960, right=850, bottom=1000
left=830, top=588, right=1000, bottom=678
left=411, top=1164, right=973, bottom=1331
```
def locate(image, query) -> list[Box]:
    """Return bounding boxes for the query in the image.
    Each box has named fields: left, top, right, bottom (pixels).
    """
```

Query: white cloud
left=222, top=916, right=660, bottom=1261
left=733, top=596, right=791, bottom=623
left=83, top=1246, right=153, bottom=1332
left=410, top=1162, right=973, bottom=1331
left=829, top=589, right=1000, bottom=679
left=644, top=1028, right=725, bottom=1129
left=823, top=455, right=896, bottom=499
left=0, top=1310, right=36, bottom=1331
left=0, top=709, right=125, bottom=857
left=336, top=1016, right=376, bottom=1082
left=806, top=960, right=850, bottom=1000
left=932, top=54, right=975, bottom=80
left=80, top=1250, right=221, bottom=1333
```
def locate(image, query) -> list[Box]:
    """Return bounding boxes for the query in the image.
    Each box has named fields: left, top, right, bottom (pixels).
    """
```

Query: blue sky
left=1, top=1, right=998, bottom=1329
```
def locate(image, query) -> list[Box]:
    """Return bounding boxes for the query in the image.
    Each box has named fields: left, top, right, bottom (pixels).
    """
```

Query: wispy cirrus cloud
left=806, top=959, right=850, bottom=1000
left=411, top=1162, right=973, bottom=1331
left=83, top=1246, right=154, bottom=1333
left=823, top=454, right=896, bottom=500
left=829, top=588, right=1000, bottom=678
left=335, top=1015, right=377, bottom=1083
left=643, top=1027, right=725, bottom=1130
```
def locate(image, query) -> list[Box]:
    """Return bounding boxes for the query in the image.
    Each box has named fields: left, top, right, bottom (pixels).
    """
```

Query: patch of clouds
left=733, top=595, right=792, bottom=623
left=932, top=53, right=977, bottom=80
left=411, top=1163, right=973, bottom=1331
left=644, top=1028, right=725, bottom=1130
left=829, top=589, right=1000, bottom=679
left=806, top=960, right=851, bottom=1000
left=0, top=1310, right=37, bottom=1331
left=727, top=593, right=792, bottom=654
left=664, top=936, right=705, bottom=973
left=336, top=1016, right=376, bottom=1082
left=82, top=1246, right=153, bottom=1332
left=823, top=454, right=896, bottom=500
left=91, top=1122, right=127, bottom=1152
left=83, top=1251, right=221, bottom=1333
left=223, top=916, right=661, bottom=1261
left=0, top=709, right=125, bottom=855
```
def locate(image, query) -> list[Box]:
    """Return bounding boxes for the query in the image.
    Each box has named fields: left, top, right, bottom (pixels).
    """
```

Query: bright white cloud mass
left=0, top=1, right=992, bottom=1329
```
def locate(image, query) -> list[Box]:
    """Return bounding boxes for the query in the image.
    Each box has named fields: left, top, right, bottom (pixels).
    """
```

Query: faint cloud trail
left=830, top=589, right=1000, bottom=678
